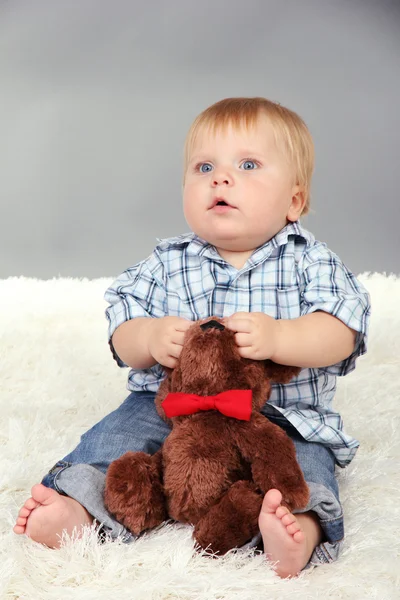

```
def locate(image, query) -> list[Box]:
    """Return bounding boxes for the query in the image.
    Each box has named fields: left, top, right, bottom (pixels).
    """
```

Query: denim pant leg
left=41, top=391, right=170, bottom=540
left=289, top=430, right=344, bottom=567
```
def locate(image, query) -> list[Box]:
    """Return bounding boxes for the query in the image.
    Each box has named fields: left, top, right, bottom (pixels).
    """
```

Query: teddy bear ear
left=263, top=360, right=301, bottom=384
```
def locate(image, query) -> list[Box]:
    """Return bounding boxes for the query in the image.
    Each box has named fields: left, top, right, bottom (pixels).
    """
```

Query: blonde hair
left=183, top=97, right=315, bottom=215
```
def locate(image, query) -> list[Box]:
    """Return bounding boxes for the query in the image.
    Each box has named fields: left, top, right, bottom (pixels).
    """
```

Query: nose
left=200, top=319, right=225, bottom=331
left=212, top=167, right=233, bottom=187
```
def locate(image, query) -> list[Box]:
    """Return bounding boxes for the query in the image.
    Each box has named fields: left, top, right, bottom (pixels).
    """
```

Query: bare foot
left=259, top=489, right=322, bottom=578
left=13, top=483, right=94, bottom=548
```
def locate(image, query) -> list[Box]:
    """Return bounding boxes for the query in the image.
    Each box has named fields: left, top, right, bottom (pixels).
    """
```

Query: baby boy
left=14, top=96, right=370, bottom=578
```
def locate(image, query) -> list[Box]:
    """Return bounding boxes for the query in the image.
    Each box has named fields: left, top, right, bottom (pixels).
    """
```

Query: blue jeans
left=41, top=392, right=344, bottom=566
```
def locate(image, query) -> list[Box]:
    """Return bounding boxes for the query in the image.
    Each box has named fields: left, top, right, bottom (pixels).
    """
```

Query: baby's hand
left=148, top=316, right=192, bottom=368
left=223, top=312, right=280, bottom=360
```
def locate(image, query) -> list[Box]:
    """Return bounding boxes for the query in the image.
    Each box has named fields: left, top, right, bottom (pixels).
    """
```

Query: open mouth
left=210, top=197, right=234, bottom=210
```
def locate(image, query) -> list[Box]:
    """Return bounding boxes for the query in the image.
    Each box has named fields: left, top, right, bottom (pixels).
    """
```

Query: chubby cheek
left=251, top=179, right=288, bottom=213
left=183, top=189, right=199, bottom=227
left=183, top=183, right=204, bottom=214
left=247, top=176, right=276, bottom=198
left=183, top=202, right=194, bottom=227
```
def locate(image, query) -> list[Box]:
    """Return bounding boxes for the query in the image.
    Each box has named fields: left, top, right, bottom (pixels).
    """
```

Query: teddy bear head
left=155, top=317, right=301, bottom=421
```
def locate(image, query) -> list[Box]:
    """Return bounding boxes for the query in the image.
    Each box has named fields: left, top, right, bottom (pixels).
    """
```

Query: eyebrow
left=189, top=151, right=266, bottom=163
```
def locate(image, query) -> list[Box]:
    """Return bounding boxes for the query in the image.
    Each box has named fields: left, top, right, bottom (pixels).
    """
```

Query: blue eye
left=241, top=160, right=258, bottom=170
left=199, top=163, right=213, bottom=173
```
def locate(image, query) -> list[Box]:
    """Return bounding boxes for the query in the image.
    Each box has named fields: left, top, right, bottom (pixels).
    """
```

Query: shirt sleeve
left=104, top=252, right=167, bottom=367
left=299, top=243, right=371, bottom=376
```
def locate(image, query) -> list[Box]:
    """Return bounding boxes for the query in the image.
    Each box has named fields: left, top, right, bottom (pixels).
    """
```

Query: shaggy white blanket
left=1, top=274, right=399, bottom=600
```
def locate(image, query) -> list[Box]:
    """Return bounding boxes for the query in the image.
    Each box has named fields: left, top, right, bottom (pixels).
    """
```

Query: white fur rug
left=1, top=274, right=399, bottom=600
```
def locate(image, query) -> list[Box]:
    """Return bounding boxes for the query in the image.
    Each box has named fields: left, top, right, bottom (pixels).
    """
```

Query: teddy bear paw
left=104, top=451, right=167, bottom=535
left=193, top=481, right=262, bottom=555
left=279, top=481, right=310, bottom=511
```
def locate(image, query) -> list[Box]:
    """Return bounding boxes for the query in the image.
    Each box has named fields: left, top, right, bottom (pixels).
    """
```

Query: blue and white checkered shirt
left=105, top=221, right=370, bottom=467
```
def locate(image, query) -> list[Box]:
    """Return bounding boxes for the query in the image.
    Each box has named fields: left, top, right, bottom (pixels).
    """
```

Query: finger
left=162, top=356, right=178, bottom=369
left=168, top=342, right=183, bottom=359
left=225, top=318, right=253, bottom=333
left=170, top=330, right=187, bottom=346
left=175, top=319, right=193, bottom=332
left=234, top=332, right=254, bottom=347
left=236, top=345, right=257, bottom=359
left=159, top=350, right=180, bottom=367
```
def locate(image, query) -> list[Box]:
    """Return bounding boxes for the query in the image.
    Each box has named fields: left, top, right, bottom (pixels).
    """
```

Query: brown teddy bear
left=104, top=317, right=310, bottom=555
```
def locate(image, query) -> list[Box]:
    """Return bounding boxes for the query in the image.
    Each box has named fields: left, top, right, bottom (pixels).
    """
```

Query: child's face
left=183, top=115, right=304, bottom=256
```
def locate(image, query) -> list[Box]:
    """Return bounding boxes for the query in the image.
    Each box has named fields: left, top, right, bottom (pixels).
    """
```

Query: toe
left=276, top=505, right=290, bottom=519
left=260, top=489, right=283, bottom=514
left=13, top=524, right=25, bottom=534
left=19, top=506, right=32, bottom=518
left=286, top=521, right=301, bottom=535
left=31, top=483, right=57, bottom=505
left=293, top=530, right=305, bottom=543
left=24, top=497, right=40, bottom=511
left=16, top=516, right=27, bottom=526
left=281, top=512, right=296, bottom=526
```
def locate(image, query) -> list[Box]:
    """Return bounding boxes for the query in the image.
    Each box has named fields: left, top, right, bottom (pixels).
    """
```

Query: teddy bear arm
left=235, top=416, right=283, bottom=489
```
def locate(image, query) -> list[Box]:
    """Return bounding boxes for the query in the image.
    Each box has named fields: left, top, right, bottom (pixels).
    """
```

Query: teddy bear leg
left=104, top=450, right=168, bottom=535
left=193, top=480, right=263, bottom=555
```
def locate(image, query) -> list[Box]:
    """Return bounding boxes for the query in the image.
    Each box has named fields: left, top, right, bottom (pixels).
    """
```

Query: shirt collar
left=253, top=220, right=314, bottom=257
left=156, top=221, right=314, bottom=265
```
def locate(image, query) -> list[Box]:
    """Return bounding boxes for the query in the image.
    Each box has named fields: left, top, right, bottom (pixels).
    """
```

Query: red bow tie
left=161, top=390, right=253, bottom=421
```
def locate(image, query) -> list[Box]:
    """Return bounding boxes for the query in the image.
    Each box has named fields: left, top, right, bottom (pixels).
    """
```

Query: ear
left=169, top=364, right=182, bottom=391
left=286, top=185, right=306, bottom=222
left=264, top=360, right=301, bottom=384
left=154, top=367, right=176, bottom=424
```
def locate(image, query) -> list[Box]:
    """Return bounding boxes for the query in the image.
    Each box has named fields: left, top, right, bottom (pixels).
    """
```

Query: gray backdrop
left=1, top=0, right=399, bottom=279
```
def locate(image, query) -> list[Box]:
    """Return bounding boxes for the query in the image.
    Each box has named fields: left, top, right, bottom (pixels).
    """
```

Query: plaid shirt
left=105, top=221, right=370, bottom=467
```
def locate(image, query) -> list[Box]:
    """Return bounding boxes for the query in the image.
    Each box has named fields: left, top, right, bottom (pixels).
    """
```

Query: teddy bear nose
left=200, top=320, right=225, bottom=331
